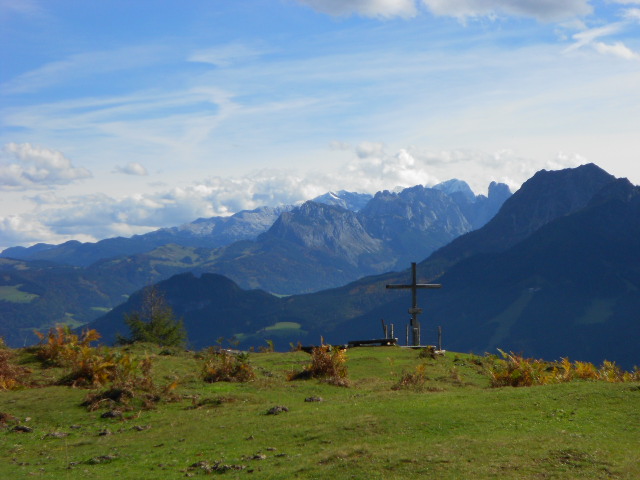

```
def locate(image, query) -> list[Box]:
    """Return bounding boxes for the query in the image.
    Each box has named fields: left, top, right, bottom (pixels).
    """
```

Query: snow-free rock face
left=262, top=201, right=383, bottom=263
left=357, top=186, right=472, bottom=266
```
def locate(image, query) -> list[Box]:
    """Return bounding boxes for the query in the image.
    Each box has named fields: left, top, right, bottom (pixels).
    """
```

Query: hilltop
left=0, top=344, right=638, bottom=479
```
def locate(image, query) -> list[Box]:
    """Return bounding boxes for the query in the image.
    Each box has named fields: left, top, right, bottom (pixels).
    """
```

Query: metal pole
left=438, top=326, right=442, bottom=351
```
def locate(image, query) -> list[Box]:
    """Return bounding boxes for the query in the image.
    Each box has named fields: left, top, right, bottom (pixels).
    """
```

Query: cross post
left=386, top=262, right=441, bottom=346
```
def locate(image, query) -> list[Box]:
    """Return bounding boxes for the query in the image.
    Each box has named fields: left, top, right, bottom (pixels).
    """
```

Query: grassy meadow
left=1, top=342, right=639, bottom=479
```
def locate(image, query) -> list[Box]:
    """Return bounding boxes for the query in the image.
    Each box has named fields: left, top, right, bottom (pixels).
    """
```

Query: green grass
left=1, top=346, right=638, bottom=479
left=263, top=322, right=302, bottom=332
left=0, top=285, right=39, bottom=303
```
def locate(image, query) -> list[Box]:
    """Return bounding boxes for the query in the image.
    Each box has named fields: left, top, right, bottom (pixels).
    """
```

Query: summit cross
left=386, top=262, right=441, bottom=346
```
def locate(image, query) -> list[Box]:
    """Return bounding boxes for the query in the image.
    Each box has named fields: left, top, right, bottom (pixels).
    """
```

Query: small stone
left=251, top=454, right=267, bottom=460
left=304, top=396, right=324, bottom=402
left=132, top=425, right=151, bottom=431
left=87, top=455, right=117, bottom=465
left=45, top=432, right=68, bottom=438
left=12, top=425, right=33, bottom=433
left=266, top=406, right=289, bottom=415
left=246, top=435, right=255, bottom=440
left=100, top=410, right=122, bottom=419
left=97, top=429, right=112, bottom=436
left=266, top=447, right=277, bottom=451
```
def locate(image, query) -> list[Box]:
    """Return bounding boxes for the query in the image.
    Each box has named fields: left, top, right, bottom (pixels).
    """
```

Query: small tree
left=118, top=286, right=186, bottom=347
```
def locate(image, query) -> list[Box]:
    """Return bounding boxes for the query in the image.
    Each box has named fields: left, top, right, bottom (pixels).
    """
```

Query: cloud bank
left=0, top=143, right=92, bottom=190
left=0, top=143, right=585, bottom=250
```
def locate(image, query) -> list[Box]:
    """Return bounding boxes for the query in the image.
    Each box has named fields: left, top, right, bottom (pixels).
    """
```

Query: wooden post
left=438, top=326, right=442, bottom=351
left=381, top=319, right=388, bottom=339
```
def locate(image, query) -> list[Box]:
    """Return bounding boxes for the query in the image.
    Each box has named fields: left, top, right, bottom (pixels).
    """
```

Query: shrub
left=487, top=350, right=640, bottom=387
left=392, top=363, right=427, bottom=390
left=418, top=346, right=437, bottom=360
left=34, top=326, right=101, bottom=367
left=258, top=339, right=275, bottom=353
left=201, top=348, right=256, bottom=383
left=82, top=354, right=179, bottom=411
left=288, top=345, right=349, bottom=386
left=487, top=350, right=554, bottom=387
left=0, top=348, right=30, bottom=390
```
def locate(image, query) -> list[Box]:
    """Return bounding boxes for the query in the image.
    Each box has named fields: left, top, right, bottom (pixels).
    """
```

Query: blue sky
left=1, top=0, right=640, bottom=249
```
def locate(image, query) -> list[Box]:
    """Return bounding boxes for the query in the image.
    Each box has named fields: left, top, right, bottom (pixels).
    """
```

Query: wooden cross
left=386, top=262, right=441, bottom=346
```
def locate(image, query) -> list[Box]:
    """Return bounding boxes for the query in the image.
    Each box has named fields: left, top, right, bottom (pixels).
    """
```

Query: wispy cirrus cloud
left=1, top=45, right=170, bottom=94
left=295, top=0, right=418, bottom=18
left=421, top=0, right=592, bottom=22
left=0, top=143, right=91, bottom=191
left=564, top=12, right=640, bottom=60
left=297, top=0, right=593, bottom=21
left=188, top=44, right=267, bottom=67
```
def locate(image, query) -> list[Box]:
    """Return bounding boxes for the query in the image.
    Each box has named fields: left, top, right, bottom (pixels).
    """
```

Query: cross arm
left=386, top=284, right=442, bottom=289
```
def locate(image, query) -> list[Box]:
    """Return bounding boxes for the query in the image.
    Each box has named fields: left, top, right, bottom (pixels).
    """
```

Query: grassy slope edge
left=1, top=346, right=638, bottom=479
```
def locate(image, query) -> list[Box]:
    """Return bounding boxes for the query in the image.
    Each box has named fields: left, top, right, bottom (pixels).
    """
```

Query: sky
left=1, top=0, right=640, bottom=250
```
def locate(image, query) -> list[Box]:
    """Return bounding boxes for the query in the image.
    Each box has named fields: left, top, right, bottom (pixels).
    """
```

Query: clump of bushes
left=34, top=325, right=178, bottom=409
left=34, top=326, right=101, bottom=367
left=288, top=345, right=349, bottom=387
left=392, top=363, right=427, bottom=390
left=82, top=355, right=179, bottom=411
left=201, top=348, right=256, bottom=383
left=0, top=340, right=30, bottom=390
left=487, top=350, right=640, bottom=387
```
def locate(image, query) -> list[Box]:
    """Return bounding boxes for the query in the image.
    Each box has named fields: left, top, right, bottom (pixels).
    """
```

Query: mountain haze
left=0, top=181, right=507, bottom=345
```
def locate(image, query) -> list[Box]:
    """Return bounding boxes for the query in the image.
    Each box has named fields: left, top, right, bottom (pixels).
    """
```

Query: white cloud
left=565, top=21, right=640, bottom=60
left=113, top=162, right=148, bottom=176
left=296, top=0, right=417, bottom=18
left=593, top=41, right=640, bottom=59
left=0, top=143, right=92, bottom=190
left=565, top=23, right=624, bottom=52
left=623, top=7, right=640, bottom=20
left=421, top=0, right=592, bottom=22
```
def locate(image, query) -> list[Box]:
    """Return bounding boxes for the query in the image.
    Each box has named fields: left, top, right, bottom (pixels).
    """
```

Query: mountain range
left=0, top=180, right=509, bottom=346
left=88, top=163, right=640, bottom=369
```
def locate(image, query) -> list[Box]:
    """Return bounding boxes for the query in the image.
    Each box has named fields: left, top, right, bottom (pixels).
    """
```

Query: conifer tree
left=118, top=286, right=186, bottom=347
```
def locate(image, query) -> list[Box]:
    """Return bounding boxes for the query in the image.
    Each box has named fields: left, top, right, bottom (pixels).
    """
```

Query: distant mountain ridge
left=0, top=180, right=509, bottom=346
left=0, top=205, right=294, bottom=267
left=0, top=182, right=502, bottom=267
